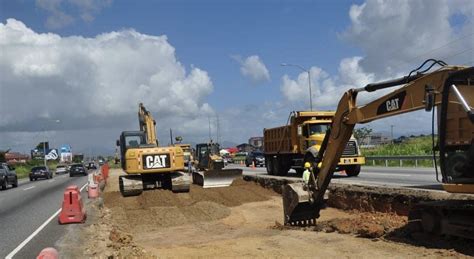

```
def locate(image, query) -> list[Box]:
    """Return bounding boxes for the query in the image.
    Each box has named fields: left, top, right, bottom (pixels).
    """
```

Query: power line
left=439, top=46, right=474, bottom=61
left=390, top=32, right=474, bottom=69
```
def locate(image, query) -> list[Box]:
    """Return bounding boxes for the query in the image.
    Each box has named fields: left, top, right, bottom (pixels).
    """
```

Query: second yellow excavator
left=283, top=60, right=474, bottom=239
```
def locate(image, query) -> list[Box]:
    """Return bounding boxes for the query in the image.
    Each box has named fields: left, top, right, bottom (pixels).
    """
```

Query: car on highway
left=55, top=164, right=69, bottom=174
left=0, top=163, right=18, bottom=189
left=223, top=155, right=233, bottom=164
left=245, top=151, right=265, bottom=167
left=86, top=162, right=97, bottom=170
left=69, top=163, right=88, bottom=177
left=30, top=166, right=53, bottom=181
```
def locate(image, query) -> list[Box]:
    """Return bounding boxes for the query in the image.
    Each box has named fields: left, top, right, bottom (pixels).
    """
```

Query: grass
left=361, top=136, right=437, bottom=168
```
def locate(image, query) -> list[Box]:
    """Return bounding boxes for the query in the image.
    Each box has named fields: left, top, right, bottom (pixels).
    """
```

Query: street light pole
left=281, top=63, right=313, bottom=111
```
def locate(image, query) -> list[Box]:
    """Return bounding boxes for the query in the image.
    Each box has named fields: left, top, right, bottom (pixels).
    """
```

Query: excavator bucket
left=282, top=183, right=320, bottom=226
left=192, top=169, right=242, bottom=188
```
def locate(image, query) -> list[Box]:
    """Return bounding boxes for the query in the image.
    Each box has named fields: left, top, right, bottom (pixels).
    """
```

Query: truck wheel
left=1, top=177, right=7, bottom=190
left=277, top=163, right=289, bottom=176
left=272, top=158, right=280, bottom=176
left=266, top=158, right=274, bottom=175
left=345, top=165, right=361, bottom=177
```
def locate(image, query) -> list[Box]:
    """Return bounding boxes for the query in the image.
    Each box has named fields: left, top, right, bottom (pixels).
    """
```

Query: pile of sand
left=315, top=212, right=407, bottom=238
left=103, top=178, right=277, bottom=232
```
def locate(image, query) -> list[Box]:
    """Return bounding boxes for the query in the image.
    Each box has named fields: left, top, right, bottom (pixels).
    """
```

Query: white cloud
left=69, top=0, right=112, bottom=22
left=0, top=19, right=214, bottom=133
left=280, top=57, right=374, bottom=109
left=35, top=0, right=112, bottom=29
left=280, top=0, right=473, bottom=115
left=233, top=55, right=270, bottom=84
left=342, top=0, right=474, bottom=75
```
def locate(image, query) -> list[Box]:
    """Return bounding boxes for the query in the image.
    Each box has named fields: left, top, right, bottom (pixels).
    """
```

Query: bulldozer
left=282, top=60, right=474, bottom=239
left=116, top=103, right=190, bottom=197
left=192, top=142, right=242, bottom=188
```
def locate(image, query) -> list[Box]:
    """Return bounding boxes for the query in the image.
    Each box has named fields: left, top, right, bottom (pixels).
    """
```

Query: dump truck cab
left=298, top=118, right=331, bottom=152
left=264, top=111, right=365, bottom=177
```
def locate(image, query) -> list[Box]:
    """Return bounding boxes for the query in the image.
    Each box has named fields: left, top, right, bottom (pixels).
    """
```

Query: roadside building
left=5, top=152, right=29, bottom=164
left=248, top=137, right=263, bottom=150
left=237, top=143, right=255, bottom=153
left=361, top=133, right=392, bottom=147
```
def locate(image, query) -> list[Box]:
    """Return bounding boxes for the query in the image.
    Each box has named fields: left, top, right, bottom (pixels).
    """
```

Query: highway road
left=230, top=164, right=443, bottom=190
left=0, top=171, right=89, bottom=258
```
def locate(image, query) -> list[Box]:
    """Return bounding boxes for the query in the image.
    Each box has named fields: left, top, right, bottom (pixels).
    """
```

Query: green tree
left=354, top=127, right=373, bottom=146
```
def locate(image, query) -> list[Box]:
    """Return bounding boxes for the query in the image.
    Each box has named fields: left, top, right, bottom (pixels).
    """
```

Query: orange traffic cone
left=252, top=161, right=256, bottom=169
left=87, top=183, right=99, bottom=199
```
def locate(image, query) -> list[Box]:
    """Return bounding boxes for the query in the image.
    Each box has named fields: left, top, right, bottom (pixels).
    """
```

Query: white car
left=56, top=165, right=68, bottom=174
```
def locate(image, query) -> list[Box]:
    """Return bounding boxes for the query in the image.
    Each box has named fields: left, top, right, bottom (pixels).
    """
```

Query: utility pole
left=208, top=116, right=212, bottom=142
left=43, top=141, right=47, bottom=167
left=216, top=114, right=220, bottom=144
left=170, top=128, right=174, bottom=145
left=281, top=63, right=313, bottom=111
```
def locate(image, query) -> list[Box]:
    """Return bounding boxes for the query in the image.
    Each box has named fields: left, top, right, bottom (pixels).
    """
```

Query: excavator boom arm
left=312, top=65, right=473, bottom=206
left=282, top=64, right=473, bottom=225
left=138, top=103, right=158, bottom=145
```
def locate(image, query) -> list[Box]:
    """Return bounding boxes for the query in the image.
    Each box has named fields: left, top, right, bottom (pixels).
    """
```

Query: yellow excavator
left=192, top=142, right=242, bottom=188
left=116, top=103, right=190, bottom=196
left=283, top=60, right=474, bottom=238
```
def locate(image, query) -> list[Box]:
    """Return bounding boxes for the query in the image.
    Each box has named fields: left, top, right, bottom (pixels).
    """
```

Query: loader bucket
left=282, top=183, right=320, bottom=226
left=192, top=169, right=242, bottom=188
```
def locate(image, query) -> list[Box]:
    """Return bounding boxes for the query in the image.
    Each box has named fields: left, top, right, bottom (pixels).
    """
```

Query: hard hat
left=304, top=162, right=311, bottom=168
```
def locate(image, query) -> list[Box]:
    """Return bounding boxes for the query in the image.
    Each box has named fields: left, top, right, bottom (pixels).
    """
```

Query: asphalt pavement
left=230, top=164, right=443, bottom=191
left=0, top=171, right=90, bottom=258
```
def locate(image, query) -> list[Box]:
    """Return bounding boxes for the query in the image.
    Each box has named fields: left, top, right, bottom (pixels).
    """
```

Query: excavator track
left=119, top=172, right=191, bottom=197
left=119, top=175, right=143, bottom=197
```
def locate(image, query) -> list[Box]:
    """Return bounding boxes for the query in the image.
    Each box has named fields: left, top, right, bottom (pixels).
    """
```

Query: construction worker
left=302, top=162, right=311, bottom=184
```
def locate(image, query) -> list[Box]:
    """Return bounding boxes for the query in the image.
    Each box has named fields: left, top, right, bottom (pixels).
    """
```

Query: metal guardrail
left=365, top=155, right=435, bottom=167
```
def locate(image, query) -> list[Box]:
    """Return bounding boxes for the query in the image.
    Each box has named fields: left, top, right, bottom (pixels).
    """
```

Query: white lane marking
left=23, top=186, right=36, bottom=191
left=6, top=182, right=88, bottom=259
left=47, top=179, right=56, bottom=183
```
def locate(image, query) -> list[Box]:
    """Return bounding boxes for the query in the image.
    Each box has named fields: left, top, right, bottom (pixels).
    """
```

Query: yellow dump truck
left=263, top=111, right=365, bottom=176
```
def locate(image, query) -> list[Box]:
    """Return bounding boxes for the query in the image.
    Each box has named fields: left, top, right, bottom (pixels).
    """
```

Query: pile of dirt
left=315, top=212, right=407, bottom=238
left=103, top=178, right=277, bottom=232
left=272, top=211, right=407, bottom=239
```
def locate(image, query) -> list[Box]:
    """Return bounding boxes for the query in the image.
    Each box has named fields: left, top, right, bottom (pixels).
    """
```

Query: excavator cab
left=196, top=143, right=224, bottom=170
left=117, top=131, right=147, bottom=169
left=192, top=142, right=242, bottom=188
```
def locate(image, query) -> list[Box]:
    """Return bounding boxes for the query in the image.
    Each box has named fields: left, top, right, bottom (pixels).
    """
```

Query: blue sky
left=1, top=0, right=361, bottom=110
left=0, top=0, right=472, bottom=154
